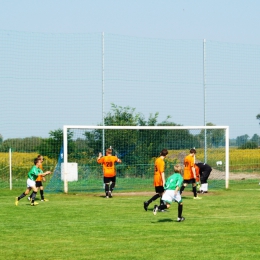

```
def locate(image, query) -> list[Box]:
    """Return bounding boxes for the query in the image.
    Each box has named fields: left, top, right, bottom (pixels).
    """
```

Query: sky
left=1, top=0, right=260, bottom=140
left=0, top=0, right=259, bottom=44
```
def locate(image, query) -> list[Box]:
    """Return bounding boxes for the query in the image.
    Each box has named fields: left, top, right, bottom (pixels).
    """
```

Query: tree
left=239, top=141, right=258, bottom=149
left=0, top=137, right=43, bottom=152
left=83, top=104, right=196, bottom=167
left=104, top=104, right=141, bottom=126
left=38, top=129, right=74, bottom=159
left=197, top=122, right=225, bottom=148
left=256, top=114, right=260, bottom=124
left=251, top=134, right=260, bottom=146
left=236, top=134, right=249, bottom=147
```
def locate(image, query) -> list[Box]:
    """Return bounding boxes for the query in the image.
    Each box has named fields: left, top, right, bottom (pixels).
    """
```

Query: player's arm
left=116, top=157, right=122, bottom=163
left=192, top=166, right=196, bottom=179
left=174, top=185, right=180, bottom=195
left=161, top=172, right=165, bottom=186
left=40, top=171, right=52, bottom=177
left=97, top=152, right=103, bottom=163
left=195, top=166, right=200, bottom=182
left=175, top=178, right=182, bottom=194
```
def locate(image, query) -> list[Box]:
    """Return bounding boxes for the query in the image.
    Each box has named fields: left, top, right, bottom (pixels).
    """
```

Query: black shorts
left=35, top=181, right=43, bottom=187
left=155, top=186, right=164, bottom=193
left=104, top=176, right=116, bottom=184
left=183, top=178, right=196, bottom=184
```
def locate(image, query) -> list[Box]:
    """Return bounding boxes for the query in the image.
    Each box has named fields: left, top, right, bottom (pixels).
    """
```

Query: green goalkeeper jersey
left=27, top=165, right=43, bottom=181
left=164, top=173, right=183, bottom=190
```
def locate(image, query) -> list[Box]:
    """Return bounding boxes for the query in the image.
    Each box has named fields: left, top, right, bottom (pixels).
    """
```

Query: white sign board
left=61, top=163, right=78, bottom=182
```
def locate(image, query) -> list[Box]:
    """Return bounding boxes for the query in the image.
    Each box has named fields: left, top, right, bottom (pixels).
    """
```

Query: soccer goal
left=47, top=125, right=229, bottom=193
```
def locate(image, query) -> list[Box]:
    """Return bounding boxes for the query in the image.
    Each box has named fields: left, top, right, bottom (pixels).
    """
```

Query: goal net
left=45, top=125, right=229, bottom=193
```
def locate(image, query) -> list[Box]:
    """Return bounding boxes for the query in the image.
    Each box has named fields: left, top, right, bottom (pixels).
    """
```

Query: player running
left=143, top=149, right=168, bottom=211
left=15, top=158, right=52, bottom=206
left=153, top=164, right=185, bottom=222
left=28, top=155, right=49, bottom=202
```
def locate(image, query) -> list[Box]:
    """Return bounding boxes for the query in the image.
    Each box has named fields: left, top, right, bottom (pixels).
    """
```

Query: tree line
left=0, top=105, right=259, bottom=160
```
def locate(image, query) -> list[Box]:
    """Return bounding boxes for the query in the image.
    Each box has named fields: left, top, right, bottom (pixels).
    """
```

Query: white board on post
left=61, top=162, right=78, bottom=182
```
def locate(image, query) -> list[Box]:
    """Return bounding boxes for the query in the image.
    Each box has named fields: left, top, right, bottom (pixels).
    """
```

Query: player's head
left=174, top=164, right=183, bottom=174
left=160, top=149, right=168, bottom=157
left=106, top=148, right=112, bottom=155
left=190, top=148, right=196, bottom=154
left=34, top=158, right=41, bottom=165
left=37, top=154, right=44, bottom=162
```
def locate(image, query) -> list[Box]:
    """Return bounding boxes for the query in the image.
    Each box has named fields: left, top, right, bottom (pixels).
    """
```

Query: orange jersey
left=183, top=154, right=195, bottom=180
left=153, top=157, right=165, bottom=187
left=97, top=155, right=119, bottom=177
left=195, top=164, right=200, bottom=182
left=35, top=163, right=43, bottom=181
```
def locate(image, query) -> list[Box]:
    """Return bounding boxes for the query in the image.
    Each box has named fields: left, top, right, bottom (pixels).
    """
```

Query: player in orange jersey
left=97, top=148, right=122, bottom=198
left=28, top=155, right=49, bottom=202
left=143, top=149, right=168, bottom=211
left=180, top=148, right=201, bottom=199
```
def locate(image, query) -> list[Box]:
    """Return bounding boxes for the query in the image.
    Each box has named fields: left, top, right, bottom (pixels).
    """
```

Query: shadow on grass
left=157, top=218, right=174, bottom=223
left=181, top=196, right=195, bottom=199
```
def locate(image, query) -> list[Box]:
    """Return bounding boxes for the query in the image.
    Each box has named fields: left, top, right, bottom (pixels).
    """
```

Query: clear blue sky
left=0, top=0, right=259, bottom=44
left=1, top=1, right=260, bottom=140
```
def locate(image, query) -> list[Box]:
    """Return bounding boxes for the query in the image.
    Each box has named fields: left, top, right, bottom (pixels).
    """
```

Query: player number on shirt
left=106, top=162, right=113, bottom=167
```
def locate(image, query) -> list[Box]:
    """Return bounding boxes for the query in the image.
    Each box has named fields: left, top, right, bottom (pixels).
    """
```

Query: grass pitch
left=1, top=183, right=260, bottom=260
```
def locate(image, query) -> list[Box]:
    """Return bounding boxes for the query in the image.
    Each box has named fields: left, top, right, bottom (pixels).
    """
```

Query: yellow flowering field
left=0, top=152, right=56, bottom=167
left=168, top=148, right=260, bottom=172
left=0, top=152, right=57, bottom=179
left=0, top=148, right=259, bottom=176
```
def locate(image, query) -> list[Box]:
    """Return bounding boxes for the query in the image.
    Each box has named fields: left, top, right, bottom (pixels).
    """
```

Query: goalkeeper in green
left=153, top=164, right=185, bottom=222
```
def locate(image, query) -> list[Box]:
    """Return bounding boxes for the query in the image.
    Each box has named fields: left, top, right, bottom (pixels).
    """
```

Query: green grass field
left=1, top=183, right=260, bottom=260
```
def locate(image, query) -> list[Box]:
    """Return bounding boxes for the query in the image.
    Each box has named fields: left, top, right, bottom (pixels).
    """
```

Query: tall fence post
left=9, top=148, right=12, bottom=190
left=102, top=32, right=105, bottom=155
left=203, top=39, right=207, bottom=162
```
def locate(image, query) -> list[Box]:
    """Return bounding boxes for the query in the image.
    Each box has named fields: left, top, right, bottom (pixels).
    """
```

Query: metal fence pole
left=102, top=32, right=105, bottom=155
left=203, top=39, right=207, bottom=162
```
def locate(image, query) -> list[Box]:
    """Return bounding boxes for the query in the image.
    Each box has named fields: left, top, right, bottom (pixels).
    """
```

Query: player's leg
left=192, top=183, right=197, bottom=197
left=109, top=176, right=116, bottom=198
left=144, top=186, right=163, bottom=211
left=177, top=202, right=185, bottom=222
left=38, top=182, right=48, bottom=201
left=144, top=194, right=160, bottom=211
left=174, top=192, right=185, bottom=222
left=40, top=186, right=45, bottom=200
left=16, top=178, right=36, bottom=205
left=192, top=178, right=202, bottom=199
left=30, top=187, right=39, bottom=205
left=28, top=181, right=37, bottom=201
left=155, top=202, right=168, bottom=215
left=32, top=181, right=41, bottom=201
left=180, top=182, right=188, bottom=194
left=200, top=172, right=208, bottom=193
left=15, top=186, right=31, bottom=206
left=157, top=190, right=171, bottom=212
left=199, top=173, right=205, bottom=193
left=158, top=188, right=166, bottom=211
left=103, top=177, right=110, bottom=198
left=28, top=191, right=33, bottom=201
left=201, top=170, right=211, bottom=193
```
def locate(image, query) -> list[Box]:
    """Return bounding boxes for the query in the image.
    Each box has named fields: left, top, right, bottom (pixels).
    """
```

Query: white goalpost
left=62, top=125, right=229, bottom=193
